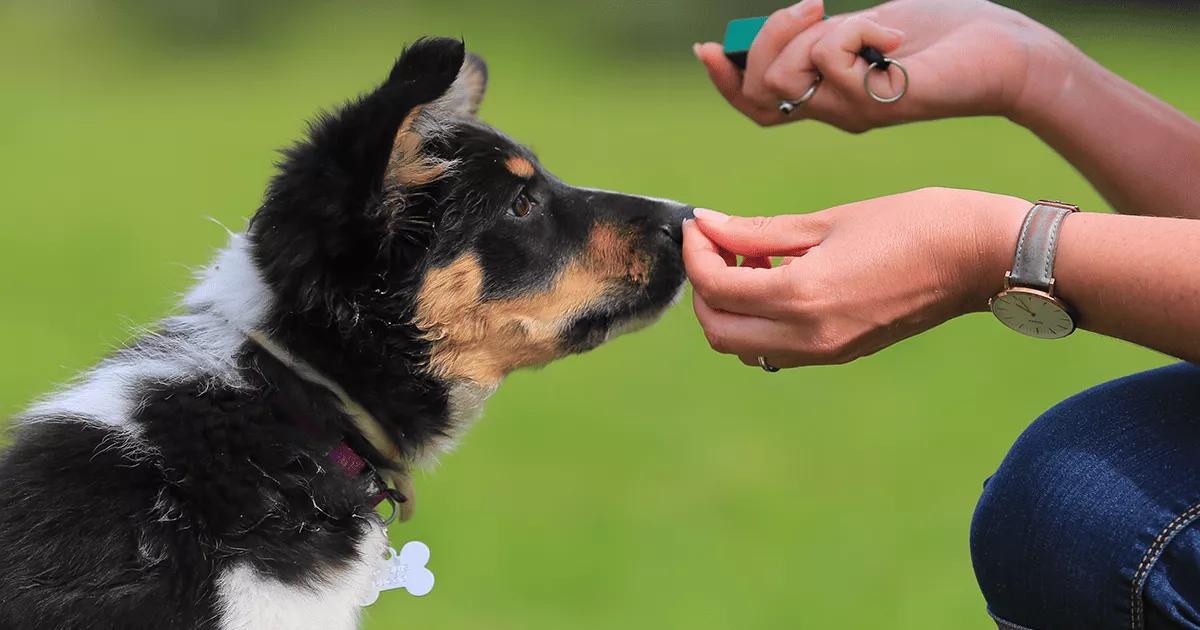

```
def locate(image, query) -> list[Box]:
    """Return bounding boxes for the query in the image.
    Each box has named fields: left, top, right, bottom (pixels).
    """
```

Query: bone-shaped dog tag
left=359, top=541, right=435, bottom=606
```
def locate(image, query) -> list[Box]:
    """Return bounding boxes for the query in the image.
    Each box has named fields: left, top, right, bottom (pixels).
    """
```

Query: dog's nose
left=660, top=205, right=695, bottom=245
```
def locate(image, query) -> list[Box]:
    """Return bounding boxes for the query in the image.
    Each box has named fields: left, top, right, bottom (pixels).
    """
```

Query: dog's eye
left=509, top=192, right=536, bottom=218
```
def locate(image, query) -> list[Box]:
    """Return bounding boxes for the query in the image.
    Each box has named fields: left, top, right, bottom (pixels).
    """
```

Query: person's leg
left=971, top=363, right=1200, bottom=630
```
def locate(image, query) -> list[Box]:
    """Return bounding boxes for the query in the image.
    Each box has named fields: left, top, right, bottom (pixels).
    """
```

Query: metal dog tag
left=359, top=541, right=435, bottom=606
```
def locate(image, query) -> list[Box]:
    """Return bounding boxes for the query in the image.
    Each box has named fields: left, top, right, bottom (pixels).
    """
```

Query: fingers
left=693, top=42, right=753, bottom=115
left=694, top=294, right=809, bottom=370
left=692, top=292, right=792, bottom=356
left=736, top=13, right=906, bottom=130
left=694, top=5, right=908, bottom=130
left=691, top=208, right=828, bottom=258
left=740, top=255, right=773, bottom=270
left=760, top=27, right=825, bottom=113
left=693, top=42, right=784, bottom=126
left=682, top=220, right=794, bottom=317
left=742, top=0, right=827, bottom=106
left=811, top=15, right=904, bottom=95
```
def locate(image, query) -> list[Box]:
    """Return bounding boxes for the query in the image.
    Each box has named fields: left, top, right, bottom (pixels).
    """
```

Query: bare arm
left=687, top=0, right=1200, bottom=366
left=684, top=189, right=1200, bottom=368
left=1048, top=213, right=1200, bottom=359
left=1015, top=41, right=1200, bottom=219
left=694, top=0, right=1200, bottom=219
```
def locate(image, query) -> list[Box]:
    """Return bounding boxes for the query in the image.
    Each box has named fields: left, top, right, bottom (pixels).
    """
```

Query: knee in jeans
left=970, top=396, right=1138, bottom=628
left=972, top=365, right=1200, bottom=628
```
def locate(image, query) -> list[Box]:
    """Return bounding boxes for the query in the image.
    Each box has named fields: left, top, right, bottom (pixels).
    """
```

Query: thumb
left=692, top=208, right=829, bottom=257
left=693, top=42, right=745, bottom=109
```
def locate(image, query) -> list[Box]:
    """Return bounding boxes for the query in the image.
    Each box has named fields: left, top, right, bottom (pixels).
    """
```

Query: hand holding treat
left=682, top=189, right=1029, bottom=369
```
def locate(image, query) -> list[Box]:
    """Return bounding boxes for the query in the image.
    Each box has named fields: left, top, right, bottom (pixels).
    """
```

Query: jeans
left=972, top=363, right=1200, bottom=629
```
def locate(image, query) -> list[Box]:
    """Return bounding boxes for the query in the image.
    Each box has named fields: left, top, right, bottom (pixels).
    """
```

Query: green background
left=2, top=1, right=1196, bottom=628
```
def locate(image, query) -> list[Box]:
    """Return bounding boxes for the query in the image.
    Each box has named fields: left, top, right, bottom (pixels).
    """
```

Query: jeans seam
left=1129, top=499, right=1200, bottom=629
left=989, top=609, right=1037, bottom=630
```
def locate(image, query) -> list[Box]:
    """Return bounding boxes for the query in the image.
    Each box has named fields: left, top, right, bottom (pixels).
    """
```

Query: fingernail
left=691, top=43, right=702, bottom=62
left=884, top=27, right=905, bottom=38
left=693, top=208, right=730, bottom=223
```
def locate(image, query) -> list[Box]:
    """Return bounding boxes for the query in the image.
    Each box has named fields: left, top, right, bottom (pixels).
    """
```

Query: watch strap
left=1009, top=201, right=1078, bottom=292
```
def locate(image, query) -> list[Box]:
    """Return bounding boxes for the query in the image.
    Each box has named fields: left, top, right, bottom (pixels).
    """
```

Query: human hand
left=682, top=188, right=1028, bottom=368
left=693, top=0, right=1074, bottom=131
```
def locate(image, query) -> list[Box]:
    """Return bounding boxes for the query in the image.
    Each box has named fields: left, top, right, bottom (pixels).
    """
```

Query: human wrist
left=963, top=192, right=1030, bottom=313
left=1004, top=21, right=1085, bottom=127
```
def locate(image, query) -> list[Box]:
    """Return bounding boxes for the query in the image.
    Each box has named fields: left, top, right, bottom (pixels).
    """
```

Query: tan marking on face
left=386, top=105, right=451, bottom=188
left=413, top=223, right=652, bottom=385
left=504, top=156, right=535, bottom=179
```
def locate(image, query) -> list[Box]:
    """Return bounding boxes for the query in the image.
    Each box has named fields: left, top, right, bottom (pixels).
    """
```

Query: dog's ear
left=320, top=36, right=469, bottom=204
left=440, top=53, right=488, bottom=118
left=252, top=38, right=473, bottom=318
left=384, top=51, right=486, bottom=189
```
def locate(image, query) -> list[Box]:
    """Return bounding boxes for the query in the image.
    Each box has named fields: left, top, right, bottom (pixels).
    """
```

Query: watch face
left=990, top=288, right=1075, bottom=339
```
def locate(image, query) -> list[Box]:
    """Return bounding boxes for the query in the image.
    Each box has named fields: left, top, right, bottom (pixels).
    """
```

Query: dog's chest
left=214, top=521, right=387, bottom=630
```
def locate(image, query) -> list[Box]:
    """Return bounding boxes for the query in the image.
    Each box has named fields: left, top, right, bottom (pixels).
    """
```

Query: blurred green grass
left=2, top=2, right=1196, bottom=628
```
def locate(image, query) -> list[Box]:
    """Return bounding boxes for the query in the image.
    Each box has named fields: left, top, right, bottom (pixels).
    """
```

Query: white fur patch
left=23, top=234, right=271, bottom=438
left=215, top=521, right=388, bottom=630
left=445, top=380, right=498, bottom=433
left=413, top=379, right=498, bottom=467
left=182, top=231, right=272, bottom=333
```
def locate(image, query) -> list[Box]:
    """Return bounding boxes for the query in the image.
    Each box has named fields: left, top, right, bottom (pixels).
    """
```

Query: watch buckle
left=1005, top=271, right=1058, bottom=297
left=1036, top=199, right=1080, bottom=213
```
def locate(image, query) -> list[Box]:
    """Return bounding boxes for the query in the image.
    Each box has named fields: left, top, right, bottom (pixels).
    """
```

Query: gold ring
left=758, top=356, right=780, bottom=373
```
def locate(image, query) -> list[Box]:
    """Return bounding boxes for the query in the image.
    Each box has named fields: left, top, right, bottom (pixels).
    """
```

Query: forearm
left=1056, top=213, right=1200, bottom=362
left=977, top=207, right=1200, bottom=363
left=1012, top=35, right=1200, bottom=219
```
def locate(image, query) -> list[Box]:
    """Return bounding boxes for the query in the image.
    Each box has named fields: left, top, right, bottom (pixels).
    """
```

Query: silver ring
left=863, top=58, right=909, bottom=104
left=778, top=73, right=823, bottom=116
left=757, top=356, right=780, bottom=373
left=380, top=487, right=411, bottom=526
left=381, top=493, right=399, bottom=526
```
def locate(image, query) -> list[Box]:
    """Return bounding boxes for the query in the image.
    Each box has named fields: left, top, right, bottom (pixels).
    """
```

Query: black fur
left=1, top=37, right=691, bottom=629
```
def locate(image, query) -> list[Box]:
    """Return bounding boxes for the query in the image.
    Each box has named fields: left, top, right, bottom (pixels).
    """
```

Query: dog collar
left=245, top=329, right=415, bottom=523
left=327, top=442, right=412, bottom=523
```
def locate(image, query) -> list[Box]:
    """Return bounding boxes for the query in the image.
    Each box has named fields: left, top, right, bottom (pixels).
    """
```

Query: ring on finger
left=757, top=356, right=781, bottom=373
left=863, top=57, right=909, bottom=104
left=778, top=72, right=823, bottom=116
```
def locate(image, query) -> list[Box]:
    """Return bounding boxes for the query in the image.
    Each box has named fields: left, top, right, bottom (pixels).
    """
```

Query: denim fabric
left=971, top=363, right=1200, bottom=629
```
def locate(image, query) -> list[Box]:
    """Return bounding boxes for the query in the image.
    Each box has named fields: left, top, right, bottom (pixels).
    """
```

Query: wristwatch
left=989, top=200, right=1079, bottom=339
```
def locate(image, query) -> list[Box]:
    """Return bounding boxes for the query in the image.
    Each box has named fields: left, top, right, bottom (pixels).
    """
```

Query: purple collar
left=327, top=442, right=399, bottom=512
left=327, top=442, right=372, bottom=479
left=244, top=330, right=407, bottom=519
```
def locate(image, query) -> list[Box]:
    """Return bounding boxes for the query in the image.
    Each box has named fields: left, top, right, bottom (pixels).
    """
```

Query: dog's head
left=250, top=38, right=691, bottom=399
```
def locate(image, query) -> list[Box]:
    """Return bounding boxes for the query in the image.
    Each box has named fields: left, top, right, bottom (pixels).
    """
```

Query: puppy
left=0, top=38, right=692, bottom=630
